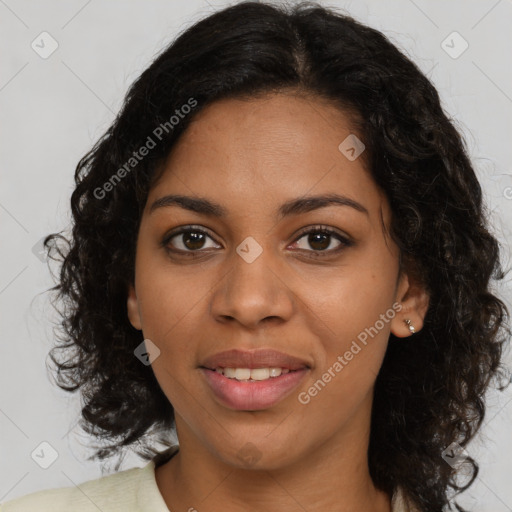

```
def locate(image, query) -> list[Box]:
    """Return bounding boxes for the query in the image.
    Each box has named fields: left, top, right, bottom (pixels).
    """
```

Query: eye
left=289, top=225, right=353, bottom=255
left=162, top=225, right=221, bottom=254
left=161, top=224, right=353, bottom=258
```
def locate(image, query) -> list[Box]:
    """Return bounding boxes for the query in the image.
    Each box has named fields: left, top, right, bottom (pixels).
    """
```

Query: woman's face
left=127, top=92, right=426, bottom=469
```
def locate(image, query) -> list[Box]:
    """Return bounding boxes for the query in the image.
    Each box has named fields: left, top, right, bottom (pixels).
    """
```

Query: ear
left=390, top=270, right=430, bottom=338
left=127, top=283, right=142, bottom=331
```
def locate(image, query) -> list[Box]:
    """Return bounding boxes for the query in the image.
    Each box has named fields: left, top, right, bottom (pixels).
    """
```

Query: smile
left=200, top=367, right=309, bottom=410
left=214, top=367, right=291, bottom=381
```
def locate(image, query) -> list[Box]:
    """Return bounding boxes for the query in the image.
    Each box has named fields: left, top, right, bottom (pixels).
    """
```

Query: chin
left=209, top=438, right=299, bottom=471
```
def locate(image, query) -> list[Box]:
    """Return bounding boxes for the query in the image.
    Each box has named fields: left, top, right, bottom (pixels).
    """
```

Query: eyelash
left=161, top=224, right=353, bottom=258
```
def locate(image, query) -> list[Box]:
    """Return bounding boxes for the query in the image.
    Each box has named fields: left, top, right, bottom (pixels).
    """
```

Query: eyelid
left=161, top=225, right=221, bottom=249
left=291, top=224, right=352, bottom=244
left=289, top=224, right=354, bottom=255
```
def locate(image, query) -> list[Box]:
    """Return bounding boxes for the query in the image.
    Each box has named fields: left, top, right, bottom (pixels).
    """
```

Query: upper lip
left=200, top=349, right=310, bottom=371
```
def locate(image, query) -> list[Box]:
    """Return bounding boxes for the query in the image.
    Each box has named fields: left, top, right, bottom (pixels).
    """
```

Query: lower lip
left=200, top=368, right=308, bottom=411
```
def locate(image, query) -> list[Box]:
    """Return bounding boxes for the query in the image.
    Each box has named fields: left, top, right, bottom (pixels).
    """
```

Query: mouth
left=210, top=366, right=295, bottom=381
left=199, top=349, right=311, bottom=410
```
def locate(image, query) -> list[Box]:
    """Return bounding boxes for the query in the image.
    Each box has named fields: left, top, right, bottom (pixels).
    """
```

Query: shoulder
left=0, top=462, right=156, bottom=512
left=391, top=485, right=423, bottom=512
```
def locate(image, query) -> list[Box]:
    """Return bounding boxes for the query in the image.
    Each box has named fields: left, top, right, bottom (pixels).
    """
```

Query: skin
left=127, top=92, right=429, bottom=512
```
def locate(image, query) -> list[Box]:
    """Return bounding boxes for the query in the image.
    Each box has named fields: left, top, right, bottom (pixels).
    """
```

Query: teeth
left=270, top=367, right=287, bottom=377
left=250, top=368, right=269, bottom=380
left=216, top=367, right=292, bottom=381
left=234, top=368, right=251, bottom=380
left=224, top=367, right=237, bottom=378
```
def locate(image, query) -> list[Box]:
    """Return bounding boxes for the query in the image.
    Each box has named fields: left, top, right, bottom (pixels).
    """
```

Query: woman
left=2, top=2, right=509, bottom=511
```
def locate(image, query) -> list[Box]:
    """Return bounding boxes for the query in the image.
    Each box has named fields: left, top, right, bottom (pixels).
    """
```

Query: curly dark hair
left=43, top=2, right=510, bottom=511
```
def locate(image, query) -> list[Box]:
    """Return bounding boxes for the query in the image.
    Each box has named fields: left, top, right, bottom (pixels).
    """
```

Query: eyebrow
left=149, top=193, right=369, bottom=218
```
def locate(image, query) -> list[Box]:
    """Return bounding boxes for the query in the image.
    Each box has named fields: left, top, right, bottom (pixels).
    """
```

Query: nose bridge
left=211, top=238, right=293, bottom=327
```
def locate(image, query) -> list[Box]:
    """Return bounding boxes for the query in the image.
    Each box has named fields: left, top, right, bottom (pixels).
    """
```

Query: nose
left=210, top=245, right=295, bottom=330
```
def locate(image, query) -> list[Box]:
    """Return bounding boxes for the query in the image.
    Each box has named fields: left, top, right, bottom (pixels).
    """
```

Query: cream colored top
left=0, top=450, right=420, bottom=511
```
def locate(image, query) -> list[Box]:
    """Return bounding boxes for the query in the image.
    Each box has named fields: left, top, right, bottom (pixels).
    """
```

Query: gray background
left=1, top=0, right=511, bottom=510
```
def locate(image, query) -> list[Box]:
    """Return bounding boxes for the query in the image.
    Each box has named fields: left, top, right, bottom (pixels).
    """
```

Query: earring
left=404, top=318, right=415, bottom=334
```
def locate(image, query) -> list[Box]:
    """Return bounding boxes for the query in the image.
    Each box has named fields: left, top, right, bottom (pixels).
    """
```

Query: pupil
left=184, top=232, right=205, bottom=250
left=309, top=233, right=329, bottom=250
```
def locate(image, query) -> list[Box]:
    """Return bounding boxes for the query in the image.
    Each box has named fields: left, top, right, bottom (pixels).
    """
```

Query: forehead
left=147, top=93, right=385, bottom=220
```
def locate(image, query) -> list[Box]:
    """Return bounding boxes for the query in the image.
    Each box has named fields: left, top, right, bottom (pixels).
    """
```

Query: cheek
left=133, top=275, right=207, bottom=409
left=298, top=254, right=397, bottom=394
left=144, top=312, right=202, bottom=419
left=302, top=265, right=397, bottom=348
left=297, top=284, right=393, bottom=433
left=137, top=288, right=200, bottom=371
left=134, top=251, right=211, bottom=344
